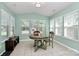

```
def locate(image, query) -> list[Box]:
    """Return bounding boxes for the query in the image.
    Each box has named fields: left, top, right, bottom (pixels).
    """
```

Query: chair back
left=49, top=31, right=55, bottom=38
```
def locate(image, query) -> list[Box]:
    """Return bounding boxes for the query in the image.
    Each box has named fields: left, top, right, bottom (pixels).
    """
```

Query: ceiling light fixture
left=35, top=2, right=41, bottom=8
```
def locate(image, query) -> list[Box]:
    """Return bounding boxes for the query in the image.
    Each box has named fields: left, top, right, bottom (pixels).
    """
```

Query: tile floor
left=10, top=41, right=79, bottom=56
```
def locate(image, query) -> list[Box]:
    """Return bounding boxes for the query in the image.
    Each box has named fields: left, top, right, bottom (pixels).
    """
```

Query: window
left=21, top=19, right=29, bottom=35
left=8, top=15, right=15, bottom=37
left=64, top=11, right=78, bottom=40
left=55, top=17, right=63, bottom=36
left=30, top=20, right=48, bottom=37
left=50, top=19, right=54, bottom=32
left=45, top=20, right=50, bottom=37
left=1, top=9, right=9, bottom=36
left=30, top=20, right=43, bottom=35
left=1, top=9, right=15, bottom=37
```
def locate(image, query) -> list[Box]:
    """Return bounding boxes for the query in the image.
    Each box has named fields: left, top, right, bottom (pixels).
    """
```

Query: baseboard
left=54, top=40, right=79, bottom=54
left=0, top=50, right=5, bottom=56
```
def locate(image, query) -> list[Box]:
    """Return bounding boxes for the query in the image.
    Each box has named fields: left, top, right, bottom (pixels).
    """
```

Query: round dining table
left=30, top=36, right=49, bottom=52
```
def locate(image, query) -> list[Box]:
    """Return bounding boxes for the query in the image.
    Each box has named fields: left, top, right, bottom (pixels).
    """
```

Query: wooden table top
left=30, top=36, right=49, bottom=40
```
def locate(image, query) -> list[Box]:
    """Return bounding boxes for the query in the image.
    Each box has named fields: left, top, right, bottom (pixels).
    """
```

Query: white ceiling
left=4, top=2, right=73, bottom=16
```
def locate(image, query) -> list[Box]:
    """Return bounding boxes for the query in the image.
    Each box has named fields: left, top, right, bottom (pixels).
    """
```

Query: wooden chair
left=43, top=32, right=55, bottom=48
left=49, top=31, right=55, bottom=48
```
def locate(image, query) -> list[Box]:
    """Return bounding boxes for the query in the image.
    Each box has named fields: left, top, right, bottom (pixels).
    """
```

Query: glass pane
left=50, top=19, right=54, bottom=32
left=30, top=20, right=49, bottom=37
left=64, top=11, right=78, bottom=40
left=21, top=19, right=29, bottom=35
left=1, top=9, right=9, bottom=36
left=8, top=15, right=15, bottom=37
left=1, top=25, right=7, bottom=36
left=55, top=16, right=63, bottom=36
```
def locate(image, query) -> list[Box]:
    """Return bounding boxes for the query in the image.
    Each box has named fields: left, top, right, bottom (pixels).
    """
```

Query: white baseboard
left=54, top=40, right=79, bottom=54
left=0, top=50, right=5, bottom=56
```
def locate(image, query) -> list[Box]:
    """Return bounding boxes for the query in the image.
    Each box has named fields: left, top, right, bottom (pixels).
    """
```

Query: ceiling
left=4, top=2, right=73, bottom=16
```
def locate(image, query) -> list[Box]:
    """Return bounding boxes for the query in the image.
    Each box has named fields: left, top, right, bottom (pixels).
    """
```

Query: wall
left=50, top=2, right=79, bottom=52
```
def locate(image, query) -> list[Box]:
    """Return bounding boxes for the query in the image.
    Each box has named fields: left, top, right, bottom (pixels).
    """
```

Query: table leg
left=49, top=38, right=50, bottom=46
left=43, top=40, right=47, bottom=50
left=34, top=40, right=36, bottom=47
left=34, top=40, right=44, bottom=52
left=52, top=38, right=53, bottom=48
left=34, top=40, right=39, bottom=52
left=34, top=39, right=48, bottom=52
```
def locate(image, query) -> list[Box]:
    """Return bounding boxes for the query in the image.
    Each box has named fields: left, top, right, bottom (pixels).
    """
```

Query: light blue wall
left=50, top=2, right=79, bottom=51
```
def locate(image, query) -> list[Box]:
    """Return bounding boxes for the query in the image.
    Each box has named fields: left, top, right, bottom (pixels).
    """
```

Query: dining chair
left=43, top=32, right=55, bottom=48
left=49, top=31, right=55, bottom=48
